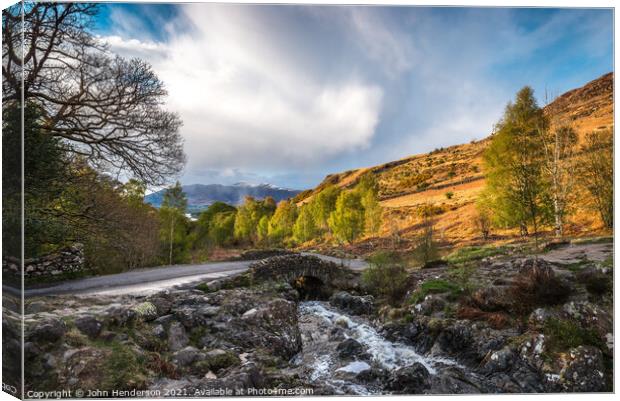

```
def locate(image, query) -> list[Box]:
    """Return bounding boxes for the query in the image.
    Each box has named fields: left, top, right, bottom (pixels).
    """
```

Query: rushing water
left=293, top=301, right=459, bottom=395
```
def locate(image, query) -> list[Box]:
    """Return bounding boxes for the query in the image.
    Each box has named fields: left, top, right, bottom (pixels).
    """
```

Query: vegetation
left=542, top=318, right=604, bottom=354
left=482, top=87, right=552, bottom=241
left=580, top=130, right=613, bottom=229
left=444, top=245, right=507, bottom=265
left=412, top=208, right=439, bottom=266
left=408, top=279, right=463, bottom=304
left=362, top=252, right=410, bottom=305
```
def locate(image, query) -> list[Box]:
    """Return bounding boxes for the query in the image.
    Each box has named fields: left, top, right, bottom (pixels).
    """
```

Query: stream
left=292, top=301, right=462, bottom=395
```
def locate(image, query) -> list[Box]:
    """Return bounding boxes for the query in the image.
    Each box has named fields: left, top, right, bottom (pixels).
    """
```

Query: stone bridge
left=248, top=254, right=360, bottom=299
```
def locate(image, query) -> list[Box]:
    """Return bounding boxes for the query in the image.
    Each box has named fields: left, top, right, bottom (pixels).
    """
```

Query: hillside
left=298, top=72, right=613, bottom=251
left=146, top=183, right=301, bottom=213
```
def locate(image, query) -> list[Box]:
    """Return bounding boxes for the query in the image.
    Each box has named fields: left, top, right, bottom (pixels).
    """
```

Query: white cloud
left=103, top=4, right=384, bottom=181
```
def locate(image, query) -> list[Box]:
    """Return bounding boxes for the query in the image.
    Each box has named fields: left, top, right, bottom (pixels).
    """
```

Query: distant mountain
left=145, top=183, right=302, bottom=213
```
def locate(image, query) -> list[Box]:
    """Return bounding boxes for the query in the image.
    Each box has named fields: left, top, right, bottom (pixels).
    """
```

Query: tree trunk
left=169, top=216, right=175, bottom=266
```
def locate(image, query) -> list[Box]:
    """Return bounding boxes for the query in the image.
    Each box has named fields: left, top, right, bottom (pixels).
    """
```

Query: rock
left=28, top=318, right=66, bottom=344
left=482, top=347, right=516, bottom=373
left=435, top=324, right=473, bottom=358
left=386, top=363, right=431, bottom=394
left=560, top=346, right=606, bottom=392
left=329, top=292, right=374, bottom=315
left=336, top=338, right=364, bottom=359
left=132, top=302, right=159, bottom=321
left=168, top=321, right=189, bottom=351
left=561, top=301, right=612, bottom=354
left=519, top=334, right=546, bottom=371
left=172, top=346, right=203, bottom=367
left=74, top=316, right=103, bottom=338
left=411, top=294, right=446, bottom=317
left=430, top=366, right=488, bottom=394
left=146, top=294, right=173, bottom=316
left=194, top=349, right=240, bottom=374
left=233, top=298, right=301, bottom=359
left=26, top=301, right=49, bottom=314
left=334, top=361, right=372, bottom=380
left=152, top=324, right=166, bottom=339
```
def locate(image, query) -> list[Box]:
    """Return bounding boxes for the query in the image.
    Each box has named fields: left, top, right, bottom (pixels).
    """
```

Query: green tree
left=268, top=200, right=297, bottom=245
left=161, top=181, right=188, bottom=265
left=293, top=205, right=318, bottom=243
left=310, top=185, right=341, bottom=232
left=257, top=215, right=270, bottom=245
left=482, top=86, right=552, bottom=242
left=328, top=190, right=365, bottom=244
left=208, top=212, right=236, bottom=246
left=357, top=175, right=383, bottom=235
left=195, top=202, right=236, bottom=248
left=234, top=196, right=276, bottom=244
left=580, top=130, right=613, bottom=228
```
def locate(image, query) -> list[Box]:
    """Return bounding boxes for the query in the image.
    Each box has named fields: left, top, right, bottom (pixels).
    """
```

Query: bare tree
left=3, top=3, right=185, bottom=185
left=539, top=125, right=578, bottom=237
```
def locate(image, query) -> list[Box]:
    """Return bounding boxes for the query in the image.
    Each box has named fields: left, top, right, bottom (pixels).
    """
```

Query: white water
left=296, top=301, right=459, bottom=394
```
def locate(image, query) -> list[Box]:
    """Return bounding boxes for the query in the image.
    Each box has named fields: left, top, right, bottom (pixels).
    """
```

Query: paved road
left=7, top=253, right=368, bottom=298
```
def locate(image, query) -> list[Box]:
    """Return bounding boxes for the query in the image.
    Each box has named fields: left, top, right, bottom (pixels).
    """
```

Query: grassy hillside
left=297, top=72, right=613, bottom=253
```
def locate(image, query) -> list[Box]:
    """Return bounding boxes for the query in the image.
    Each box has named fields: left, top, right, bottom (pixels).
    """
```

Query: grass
left=444, top=245, right=507, bottom=265
left=101, top=342, right=149, bottom=391
left=408, top=279, right=463, bottom=304
left=571, top=236, right=613, bottom=245
left=542, top=318, right=604, bottom=354
left=196, top=282, right=211, bottom=293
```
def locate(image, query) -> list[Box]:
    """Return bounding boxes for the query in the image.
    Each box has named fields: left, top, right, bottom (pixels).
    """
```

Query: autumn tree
left=482, top=86, right=552, bottom=242
left=580, top=130, right=613, bottom=229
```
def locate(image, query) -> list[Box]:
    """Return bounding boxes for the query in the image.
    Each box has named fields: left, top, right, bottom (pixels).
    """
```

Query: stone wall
left=2, top=243, right=86, bottom=279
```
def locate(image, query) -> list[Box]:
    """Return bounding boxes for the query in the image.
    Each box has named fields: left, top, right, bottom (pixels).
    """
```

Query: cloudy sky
left=93, top=4, right=613, bottom=190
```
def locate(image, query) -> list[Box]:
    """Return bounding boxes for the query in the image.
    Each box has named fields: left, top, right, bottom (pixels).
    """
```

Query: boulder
left=336, top=338, right=365, bottom=359
left=560, top=346, right=606, bottom=392
left=172, top=346, right=203, bottom=367
left=168, top=321, right=189, bottom=351
left=329, top=292, right=374, bottom=315
left=28, top=318, right=66, bottom=344
left=386, top=363, right=431, bottom=394
left=74, top=316, right=103, bottom=339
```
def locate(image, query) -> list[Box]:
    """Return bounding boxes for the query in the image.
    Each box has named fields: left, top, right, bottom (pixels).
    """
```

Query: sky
left=92, top=4, right=613, bottom=190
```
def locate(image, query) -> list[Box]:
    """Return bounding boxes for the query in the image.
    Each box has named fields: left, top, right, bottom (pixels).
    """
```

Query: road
left=7, top=253, right=368, bottom=298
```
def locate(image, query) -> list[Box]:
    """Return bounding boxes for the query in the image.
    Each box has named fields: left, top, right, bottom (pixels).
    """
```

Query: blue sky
left=93, top=4, right=613, bottom=190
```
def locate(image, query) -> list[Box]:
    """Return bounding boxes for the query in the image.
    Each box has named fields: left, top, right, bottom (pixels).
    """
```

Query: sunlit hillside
left=296, top=72, right=614, bottom=253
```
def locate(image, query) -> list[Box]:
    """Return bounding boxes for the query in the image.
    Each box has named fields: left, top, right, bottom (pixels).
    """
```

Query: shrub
left=576, top=269, right=612, bottom=296
left=542, top=318, right=604, bottom=353
left=456, top=306, right=511, bottom=329
left=509, top=262, right=570, bottom=314
left=362, top=252, right=410, bottom=306
left=445, top=191, right=454, bottom=199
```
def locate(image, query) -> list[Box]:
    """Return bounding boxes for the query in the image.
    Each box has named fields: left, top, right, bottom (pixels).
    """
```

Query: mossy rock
left=194, top=349, right=240, bottom=373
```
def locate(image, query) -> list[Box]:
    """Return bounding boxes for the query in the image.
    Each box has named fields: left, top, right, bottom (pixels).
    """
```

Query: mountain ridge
left=145, top=182, right=302, bottom=212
